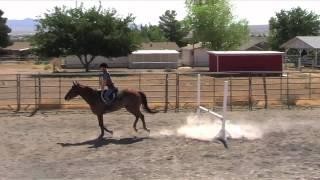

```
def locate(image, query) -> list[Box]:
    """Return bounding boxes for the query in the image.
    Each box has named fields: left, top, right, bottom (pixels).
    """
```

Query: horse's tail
left=138, top=91, right=158, bottom=113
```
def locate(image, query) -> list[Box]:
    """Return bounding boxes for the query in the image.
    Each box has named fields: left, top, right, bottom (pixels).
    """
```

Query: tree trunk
left=77, top=54, right=95, bottom=72
left=84, top=64, right=90, bottom=72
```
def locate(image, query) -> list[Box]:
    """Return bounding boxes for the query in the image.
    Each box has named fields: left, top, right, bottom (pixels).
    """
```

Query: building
left=62, top=42, right=179, bottom=69
left=208, top=51, right=284, bottom=72
left=129, top=50, right=179, bottom=69
left=0, top=42, right=32, bottom=58
left=141, top=42, right=179, bottom=51
left=281, top=36, right=320, bottom=70
left=238, top=36, right=269, bottom=51
left=181, top=43, right=208, bottom=67
left=62, top=55, right=128, bottom=69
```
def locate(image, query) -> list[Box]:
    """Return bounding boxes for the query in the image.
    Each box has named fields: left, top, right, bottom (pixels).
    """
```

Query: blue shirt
left=101, top=71, right=111, bottom=81
left=101, top=71, right=114, bottom=89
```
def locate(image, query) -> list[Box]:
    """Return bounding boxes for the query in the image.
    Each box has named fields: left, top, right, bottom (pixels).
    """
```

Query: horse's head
left=65, top=81, right=81, bottom=101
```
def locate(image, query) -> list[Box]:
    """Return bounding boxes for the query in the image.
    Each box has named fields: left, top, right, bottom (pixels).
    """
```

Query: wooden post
left=229, top=76, right=233, bottom=111
left=263, top=74, right=268, bottom=109
left=212, top=76, right=215, bottom=109
left=138, top=73, right=141, bottom=90
left=286, top=73, right=290, bottom=109
left=175, top=73, right=179, bottom=112
left=309, top=73, right=312, bottom=99
left=248, top=74, right=252, bottom=111
left=59, top=77, right=62, bottom=106
left=38, top=74, right=41, bottom=108
left=34, top=76, right=38, bottom=110
left=15, top=74, right=21, bottom=112
left=280, top=75, right=283, bottom=105
left=164, top=74, right=169, bottom=112
left=315, top=49, right=318, bottom=67
left=298, top=49, right=302, bottom=71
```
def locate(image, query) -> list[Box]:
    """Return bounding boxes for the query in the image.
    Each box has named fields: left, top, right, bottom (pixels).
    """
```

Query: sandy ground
left=1, top=109, right=320, bottom=180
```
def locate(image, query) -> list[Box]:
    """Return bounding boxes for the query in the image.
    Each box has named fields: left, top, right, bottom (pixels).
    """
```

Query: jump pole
left=197, top=74, right=229, bottom=148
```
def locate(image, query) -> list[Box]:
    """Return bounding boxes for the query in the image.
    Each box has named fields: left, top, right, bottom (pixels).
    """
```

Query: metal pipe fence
left=1, top=71, right=320, bottom=113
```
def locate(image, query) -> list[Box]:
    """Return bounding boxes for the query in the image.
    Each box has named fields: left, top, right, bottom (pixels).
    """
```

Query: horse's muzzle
left=64, top=95, right=70, bottom=101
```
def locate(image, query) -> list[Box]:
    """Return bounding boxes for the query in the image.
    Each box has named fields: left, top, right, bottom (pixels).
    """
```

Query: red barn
left=208, top=51, right=284, bottom=72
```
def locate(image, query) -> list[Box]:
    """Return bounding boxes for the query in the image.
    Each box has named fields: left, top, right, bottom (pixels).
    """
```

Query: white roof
left=208, top=51, right=284, bottom=55
left=132, top=50, right=179, bottom=54
left=281, top=36, right=320, bottom=49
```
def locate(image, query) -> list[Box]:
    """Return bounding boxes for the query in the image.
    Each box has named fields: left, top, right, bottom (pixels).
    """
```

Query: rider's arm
left=100, top=76, right=106, bottom=90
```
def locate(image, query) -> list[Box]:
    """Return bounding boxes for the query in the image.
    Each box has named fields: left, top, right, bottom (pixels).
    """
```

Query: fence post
left=263, top=75, right=268, bottom=109
left=38, top=74, right=41, bottom=108
left=286, top=73, right=290, bottom=109
left=248, top=74, right=252, bottom=111
left=280, top=75, right=283, bottom=106
left=15, top=74, right=21, bottom=112
left=59, top=77, right=62, bottom=106
left=34, top=76, right=38, bottom=110
left=175, top=73, right=179, bottom=112
left=164, top=73, right=169, bottom=112
left=229, top=76, right=233, bottom=111
left=212, top=76, right=215, bottom=109
left=309, top=73, right=312, bottom=99
left=138, top=73, right=141, bottom=90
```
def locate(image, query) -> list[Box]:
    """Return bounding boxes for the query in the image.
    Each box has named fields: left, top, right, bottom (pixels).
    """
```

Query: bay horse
left=64, top=81, right=158, bottom=139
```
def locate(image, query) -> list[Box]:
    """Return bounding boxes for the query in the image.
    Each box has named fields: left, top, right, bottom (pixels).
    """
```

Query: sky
left=0, top=0, right=320, bottom=25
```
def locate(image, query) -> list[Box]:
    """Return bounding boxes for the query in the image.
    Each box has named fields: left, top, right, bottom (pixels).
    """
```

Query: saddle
left=101, top=88, right=118, bottom=105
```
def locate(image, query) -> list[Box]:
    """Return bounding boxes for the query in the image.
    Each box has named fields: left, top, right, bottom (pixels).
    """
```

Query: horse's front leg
left=97, top=114, right=113, bottom=137
left=97, top=114, right=105, bottom=139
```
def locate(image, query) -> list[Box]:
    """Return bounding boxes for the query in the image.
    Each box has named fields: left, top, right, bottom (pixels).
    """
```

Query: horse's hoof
left=109, top=131, right=114, bottom=135
left=145, top=128, right=150, bottom=133
left=134, top=128, right=138, bottom=133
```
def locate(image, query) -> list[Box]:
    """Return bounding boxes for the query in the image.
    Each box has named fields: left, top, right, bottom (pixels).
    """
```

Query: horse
left=64, top=81, right=158, bottom=139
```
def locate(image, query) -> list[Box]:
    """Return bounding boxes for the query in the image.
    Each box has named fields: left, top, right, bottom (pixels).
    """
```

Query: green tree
left=138, top=24, right=167, bottom=42
left=159, top=10, right=188, bottom=47
left=31, top=5, right=140, bottom=72
left=269, top=7, right=320, bottom=50
left=185, top=0, right=249, bottom=50
left=0, top=10, right=12, bottom=48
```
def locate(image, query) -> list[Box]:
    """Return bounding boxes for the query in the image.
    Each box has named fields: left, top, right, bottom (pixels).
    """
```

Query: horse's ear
left=72, top=81, right=76, bottom=86
left=75, top=81, right=79, bottom=86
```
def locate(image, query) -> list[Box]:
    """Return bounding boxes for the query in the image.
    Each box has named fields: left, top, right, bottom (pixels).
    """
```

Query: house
left=238, top=36, right=269, bottom=51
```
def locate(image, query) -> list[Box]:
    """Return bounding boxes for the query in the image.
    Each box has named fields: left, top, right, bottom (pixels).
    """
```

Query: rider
left=99, top=63, right=116, bottom=101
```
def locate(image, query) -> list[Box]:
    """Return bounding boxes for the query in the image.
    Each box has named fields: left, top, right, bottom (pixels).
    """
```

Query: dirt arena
left=1, top=109, right=320, bottom=180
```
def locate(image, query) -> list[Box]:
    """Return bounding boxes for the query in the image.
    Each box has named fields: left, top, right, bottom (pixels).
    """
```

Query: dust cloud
left=154, top=114, right=266, bottom=141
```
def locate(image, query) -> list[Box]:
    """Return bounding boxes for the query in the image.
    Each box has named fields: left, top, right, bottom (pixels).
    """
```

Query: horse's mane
left=77, top=84, right=100, bottom=93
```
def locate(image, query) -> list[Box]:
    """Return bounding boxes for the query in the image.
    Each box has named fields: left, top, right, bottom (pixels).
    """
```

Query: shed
left=208, top=51, right=284, bottom=72
left=281, top=36, right=320, bottom=70
left=129, top=50, right=179, bottom=69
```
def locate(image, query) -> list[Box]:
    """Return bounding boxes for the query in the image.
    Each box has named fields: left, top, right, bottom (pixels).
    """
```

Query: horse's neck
left=79, top=87, right=99, bottom=105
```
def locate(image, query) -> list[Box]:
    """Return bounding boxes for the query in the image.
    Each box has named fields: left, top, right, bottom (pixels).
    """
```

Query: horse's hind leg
left=133, top=116, right=139, bottom=132
left=139, top=113, right=150, bottom=132
left=125, top=106, right=149, bottom=133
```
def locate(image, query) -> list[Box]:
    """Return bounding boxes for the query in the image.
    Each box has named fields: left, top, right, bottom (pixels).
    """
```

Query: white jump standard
left=197, top=74, right=230, bottom=149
